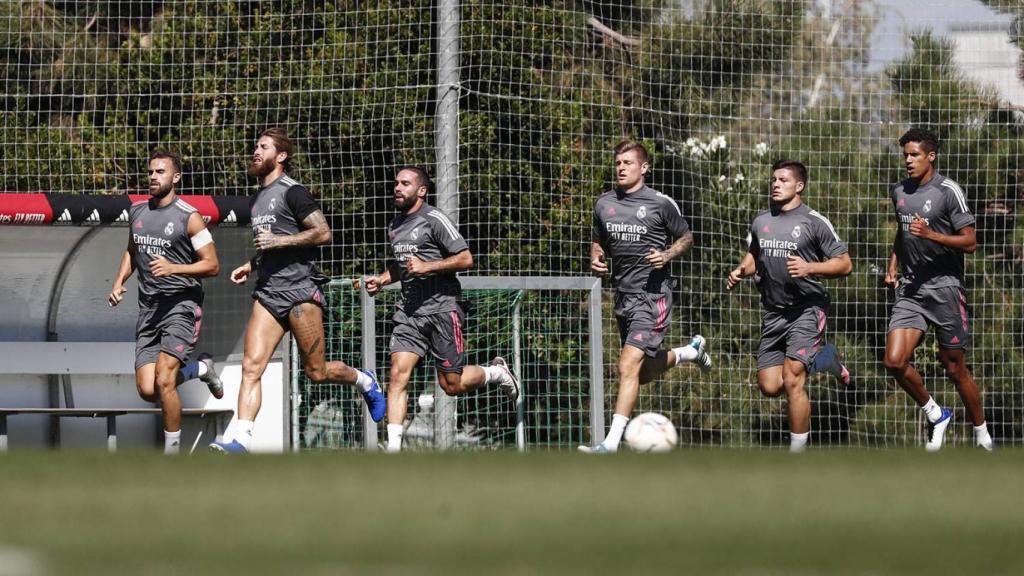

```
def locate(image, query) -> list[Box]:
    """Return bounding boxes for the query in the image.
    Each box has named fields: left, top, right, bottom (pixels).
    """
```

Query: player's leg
left=134, top=307, right=160, bottom=402
left=938, top=348, right=983, bottom=422
left=135, top=364, right=158, bottom=403
left=782, top=358, right=810, bottom=452
left=579, top=343, right=645, bottom=454
left=161, top=301, right=221, bottom=399
left=431, top=308, right=520, bottom=400
left=940, top=348, right=993, bottom=451
left=755, top=310, right=786, bottom=398
left=211, top=300, right=285, bottom=453
left=757, top=366, right=784, bottom=398
left=884, top=328, right=927, bottom=402
left=154, top=352, right=184, bottom=454
left=885, top=327, right=950, bottom=451
left=580, top=295, right=647, bottom=453
left=804, top=308, right=850, bottom=385
left=638, top=290, right=710, bottom=383
left=288, top=300, right=384, bottom=421
left=386, top=351, right=421, bottom=453
left=933, top=288, right=991, bottom=449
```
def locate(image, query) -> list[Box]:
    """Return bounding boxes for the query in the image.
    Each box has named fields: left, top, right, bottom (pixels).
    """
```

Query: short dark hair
left=771, top=159, right=808, bottom=184
left=397, top=165, right=434, bottom=195
left=898, top=128, right=939, bottom=154
left=149, top=150, right=182, bottom=174
left=613, top=140, right=650, bottom=164
left=259, top=127, right=295, bottom=167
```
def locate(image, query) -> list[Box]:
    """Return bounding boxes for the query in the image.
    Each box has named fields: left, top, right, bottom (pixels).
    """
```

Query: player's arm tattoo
left=256, top=210, right=332, bottom=250
left=662, top=231, right=694, bottom=261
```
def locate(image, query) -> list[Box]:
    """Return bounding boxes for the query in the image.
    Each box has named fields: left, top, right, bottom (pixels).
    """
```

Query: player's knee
left=155, top=375, right=177, bottom=394
left=136, top=387, right=158, bottom=403
left=758, top=380, right=783, bottom=397
left=942, top=360, right=967, bottom=381
left=883, top=355, right=908, bottom=373
left=617, top=356, right=643, bottom=379
left=782, top=374, right=805, bottom=395
left=437, top=373, right=461, bottom=395
left=241, top=357, right=266, bottom=383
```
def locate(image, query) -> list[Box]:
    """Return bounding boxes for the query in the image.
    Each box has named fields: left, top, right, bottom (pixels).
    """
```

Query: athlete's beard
left=150, top=181, right=175, bottom=199
left=395, top=193, right=417, bottom=212
left=247, top=157, right=277, bottom=180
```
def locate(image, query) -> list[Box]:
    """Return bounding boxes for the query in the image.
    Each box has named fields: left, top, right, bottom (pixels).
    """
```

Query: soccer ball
left=624, top=412, right=678, bottom=452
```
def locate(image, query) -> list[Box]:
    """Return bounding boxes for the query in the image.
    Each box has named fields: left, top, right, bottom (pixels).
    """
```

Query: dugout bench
left=0, top=342, right=232, bottom=452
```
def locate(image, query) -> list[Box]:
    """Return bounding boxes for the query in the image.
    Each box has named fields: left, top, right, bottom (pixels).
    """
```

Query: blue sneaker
left=209, top=439, right=248, bottom=454
left=690, top=335, right=712, bottom=372
left=360, top=369, right=386, bottom=422
left=925, top=408, right=952, bottom=452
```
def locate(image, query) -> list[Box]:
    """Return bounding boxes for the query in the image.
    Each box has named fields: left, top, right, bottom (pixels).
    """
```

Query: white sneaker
left=577, top=443, right=613, bottom=454
left=925, top=408, right=952, bottom=452
left=691, top=335, right=712, bottom=372
left=491, top=357, right=520, bottom=403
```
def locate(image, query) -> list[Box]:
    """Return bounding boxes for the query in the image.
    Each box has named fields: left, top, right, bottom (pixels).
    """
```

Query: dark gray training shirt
left=249, top=173, right=322, bottom=290
left=129, top=197, right=202, bottom=300
left=891, top=173, right=975, bottom=289
left=387, top=204, right=469, bottom=316
left=748, top=202, right=848, bottom=311
left=592, top=185, right=690, bottom=293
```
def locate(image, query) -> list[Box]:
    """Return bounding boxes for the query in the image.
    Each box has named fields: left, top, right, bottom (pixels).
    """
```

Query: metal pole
left=588, top=281, right=605, bottom=446
left=361, top=285, right=379, bottom=451
left=290, top=336, right=301, bottom=452
left=513, top=292, right=525, bottom=451
left=434, top=0, right=460, bottom=451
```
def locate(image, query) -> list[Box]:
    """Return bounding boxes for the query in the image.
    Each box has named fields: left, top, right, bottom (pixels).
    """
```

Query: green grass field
left=1, top=449, right=1021, bottom=575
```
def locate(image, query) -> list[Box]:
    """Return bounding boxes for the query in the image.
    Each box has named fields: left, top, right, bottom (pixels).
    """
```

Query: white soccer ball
left=624, top=412, right=678, bottom=453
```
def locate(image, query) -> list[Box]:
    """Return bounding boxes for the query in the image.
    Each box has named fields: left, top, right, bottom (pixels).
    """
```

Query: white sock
left=482, top=365, right=505, bottom=385
left=790, top=431, right=809, bottom=453
left=386, top=424, right=404, bottom=453
left=975, top=423, right=994, bottom=449
left=164, top=429, right=181, bottom=455
left=197, top=362, right=209, bottom=377
left=235, top=419, right=255, bottom=450
left=354, top=370, right=374, bottom=392
left=672, top=345, right=698, bottom=364
left=602, top=414, right=630, bottom=451
left=921, top=398, right=943, bottom=423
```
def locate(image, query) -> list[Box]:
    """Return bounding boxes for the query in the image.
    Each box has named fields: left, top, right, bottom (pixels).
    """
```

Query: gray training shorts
left=615, top=289, right=673, bottom=358
left=389, top=306, right=466, bottom=374
left=757, top=304, right=827, bottom=370
left=253, top=282, right=326, bottom=323
left=888, top=284, right=970, bottom=349
left=135, top=294, right=203, bottom=369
